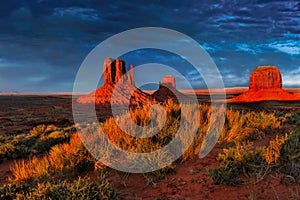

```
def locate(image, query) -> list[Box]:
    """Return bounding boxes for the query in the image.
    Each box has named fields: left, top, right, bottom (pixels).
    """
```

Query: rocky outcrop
left=152, top=75, right=189, bottom=103
left=103, top=58, right=133, bottom=85
left=161, top=75, right=176, bottom=88
left=230, top=66, right=299, bottom=102
left=77, top=58, right=152, bottom=105
left=128, top=64, right=135, bottom=86
left=249, top=66, right=282, bottom=91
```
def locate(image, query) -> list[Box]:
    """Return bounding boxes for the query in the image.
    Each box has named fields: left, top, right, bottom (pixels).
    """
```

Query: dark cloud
left=0, top=0, right=299, bottom=91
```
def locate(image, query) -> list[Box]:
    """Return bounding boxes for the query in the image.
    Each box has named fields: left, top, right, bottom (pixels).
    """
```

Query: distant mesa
left=152, top=75, right=189, bottom=103
left=230, top=66, right=300, bottom=102
left=161, top=75, right=176, bottom=89
left=249, top=66, right=282, bottom=91
left=77, top=58, right=152, bottom=105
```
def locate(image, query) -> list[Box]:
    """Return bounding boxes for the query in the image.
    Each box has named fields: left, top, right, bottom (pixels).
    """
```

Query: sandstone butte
left=76, top=58, right=192, bottom=105
left=77, top=58, right=152, bottom=105
left=230, top=66, right=300, bottom=102
left=152, top=75, right=189, bottom=103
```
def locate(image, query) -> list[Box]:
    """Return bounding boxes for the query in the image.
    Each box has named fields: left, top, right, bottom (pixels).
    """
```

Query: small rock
left=178, top=181, right=186, bottom=186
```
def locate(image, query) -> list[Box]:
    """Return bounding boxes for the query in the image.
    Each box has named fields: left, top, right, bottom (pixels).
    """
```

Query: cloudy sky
left=0, top=0, right=300, bottom=92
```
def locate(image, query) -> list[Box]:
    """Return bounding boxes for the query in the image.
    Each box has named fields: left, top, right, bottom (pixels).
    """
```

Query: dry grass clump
left=10, top=134, right=95, bottom=182
left=220, top=110, right=281, bottom=143
left=209, top=127, right=299, bottom=185
left=0, top=125, right=75, bottom=162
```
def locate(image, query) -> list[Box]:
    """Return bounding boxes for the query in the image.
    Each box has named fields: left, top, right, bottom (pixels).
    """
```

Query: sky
left=0, top=0, right=300, bottom=92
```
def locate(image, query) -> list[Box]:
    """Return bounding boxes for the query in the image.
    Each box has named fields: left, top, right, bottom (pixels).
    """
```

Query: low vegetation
left=0, top=175, right=117, bottom=200
left=220, top=109, right=281, bottom=143
left=209, top=126, right=300, bottom=185
left=1, top=101, right=299, bottom=198
left=0, top=125, right=75, bottom=162
left=10, top=133, right=95, bottom=182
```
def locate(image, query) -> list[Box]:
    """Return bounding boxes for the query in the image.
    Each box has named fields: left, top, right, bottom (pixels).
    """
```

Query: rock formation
left=152, top=75, right=189, bottom=103
left=249, top=66, right=282, bottom=91
left=161, top=75, right=176, bottom=88
left=230, top=66, right=299, bottom=102
left=103, top=58, right=133, bottom=85
left=77, top=58, right=152, bottom=105
left=128, top=64, right=135, bottom=86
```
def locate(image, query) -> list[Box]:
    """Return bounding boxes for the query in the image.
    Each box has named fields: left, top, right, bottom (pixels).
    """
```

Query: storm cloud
left=0, top=0, right=299, bottom=91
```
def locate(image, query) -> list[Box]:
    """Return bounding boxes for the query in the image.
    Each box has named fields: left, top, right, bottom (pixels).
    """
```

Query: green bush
left=220, top=110, right=281, bottom=144
left=279, top=127, right=300, bottom=183
left=0, top=135, right=5, bottom=144
left=29, top=125, right=58, bottom=138
left=0, top=141, right=30, bottom=160
left=208, top=165, right=240, bottom=185
left=0, top=125, right=74, bottom=162
left=0, top=182, right=30, bottom=200
left=0, top=176, right=117, bottom=200
left=209, top=125, right=300, bottom=185
left=151, top=164, right=176, bottom=179
left=264, top=134, right=287, bottom=164
left=208, top=143, right=265, bottom=185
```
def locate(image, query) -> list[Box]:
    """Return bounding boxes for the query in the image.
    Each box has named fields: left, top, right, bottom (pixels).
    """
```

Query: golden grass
left=264, top=134, right=288, bottom=164
left=10, top=134, right=94, bottom=182
left=10, top=101, right=287, bottom=182
left=220, top=110, right=281, bottom=143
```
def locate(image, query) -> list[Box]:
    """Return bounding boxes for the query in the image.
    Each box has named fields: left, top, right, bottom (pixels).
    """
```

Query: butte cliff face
left=102, top=57, right=135, bottom=86
left=231, top=66, right=299, bottom=102
left=152, top=75, right=189, bottom=103
left=249, top=66, right=282, bottom=91
left=77, top=58, right=152, bottom=105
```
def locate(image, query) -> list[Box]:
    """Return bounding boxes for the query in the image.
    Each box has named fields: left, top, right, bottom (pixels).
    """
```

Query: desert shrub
left=0, top=176, right=117, bottom=200
left=277, top=112, right=300, bottom=125
left=29, top=125, right=58, bottom=138
left=0, top=182, right=31, bottom=200
left=0, top=125, right=75, bottom=162
left=182, top=103, right=226, bottom=161
left=278, top=127, right=300, bottom=183
left=99, top=102, right=222, bottom=162
left=0, top=135, right=5, bottom=144
left=0, top=143, right=16, bottom=160
left=0, top=141, right=30, bottom=160
left=28, top=125, right=73, bottom=154
left=10, top=134, right=96, bottom=182
left=208, top=143, right=265, bottom=185
left=264, top=134, right=288, bottom=164
left=220, top=110, right=281, bottom=143
left=32, top=132, right=68, bottom=154
left=209, top=127, right=300, bottom=185
left=100, top=102, right=182, bottom=154
left=244, top=111, right=280, bottom=130
left=208, top=165, right=241, bottom=185
left=5, top=130, right=22, bottom=137
left=151, top=164, right=176, bottom=179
